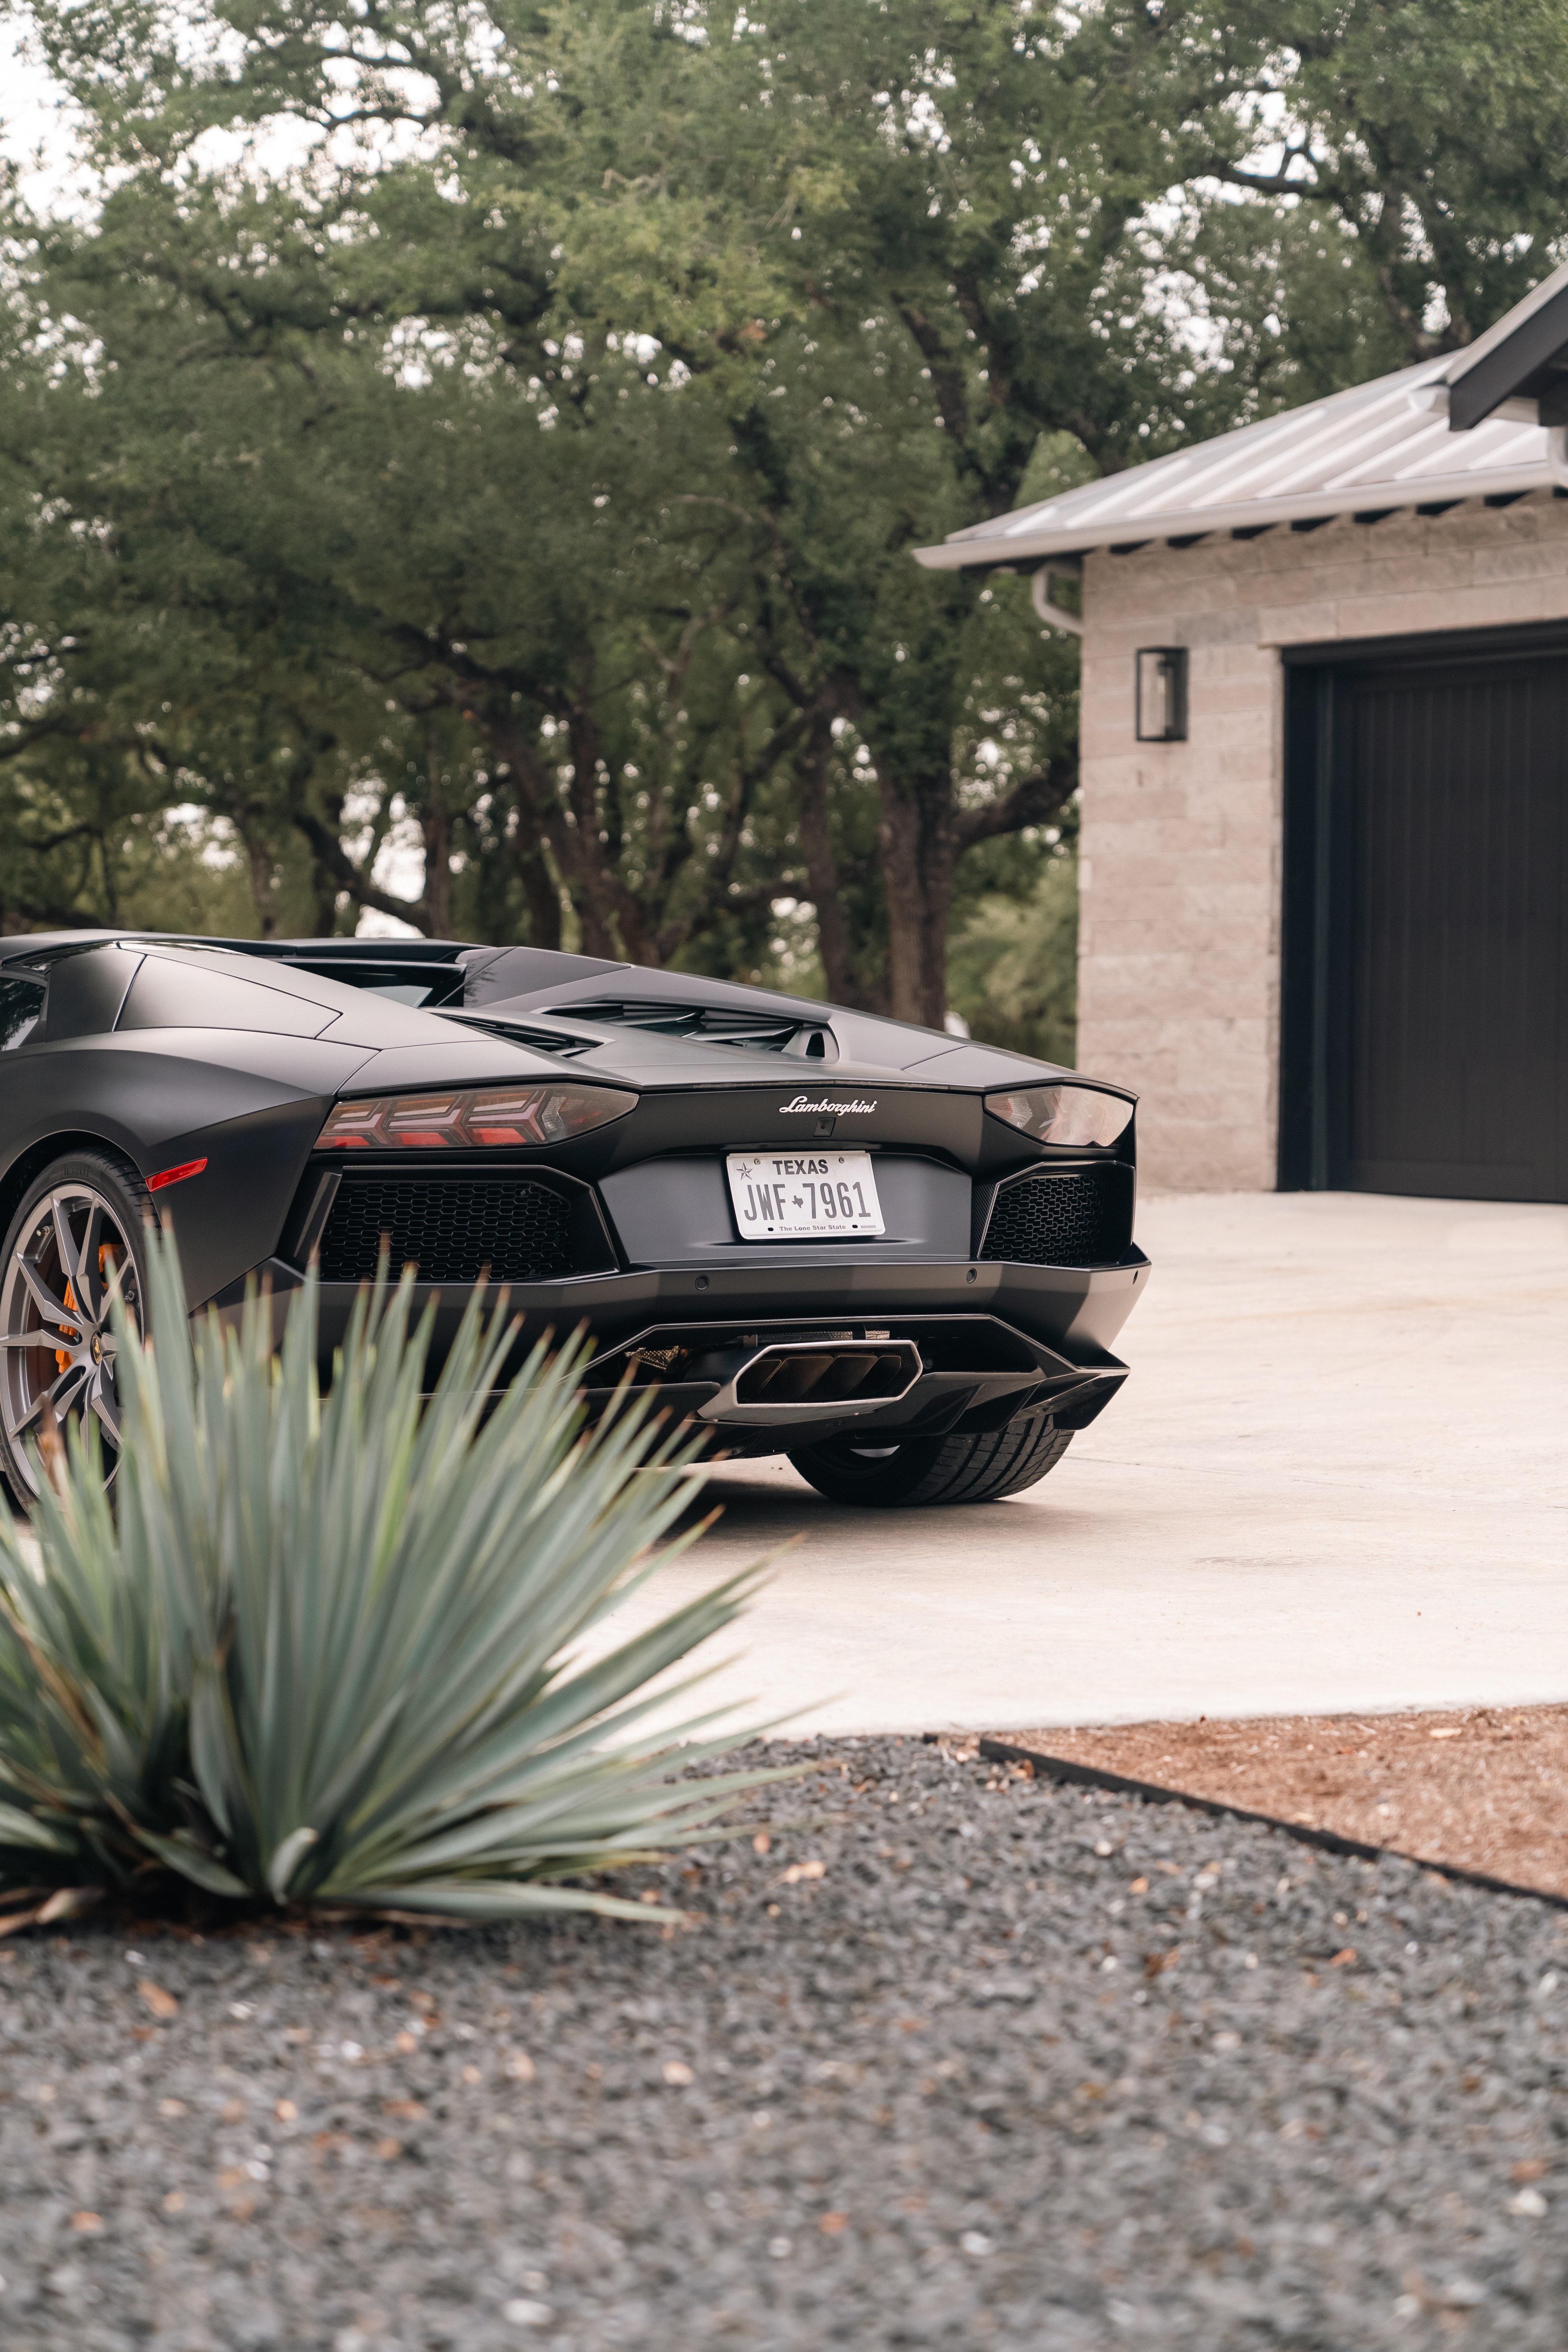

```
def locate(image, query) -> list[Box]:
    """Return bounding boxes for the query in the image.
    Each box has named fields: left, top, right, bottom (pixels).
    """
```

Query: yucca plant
left=0, top=1227, right=778, bottom=1929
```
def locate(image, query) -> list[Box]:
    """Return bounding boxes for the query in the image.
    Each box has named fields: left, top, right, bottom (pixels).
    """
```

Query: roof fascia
left=1446, top=260, right=1568, bottom=430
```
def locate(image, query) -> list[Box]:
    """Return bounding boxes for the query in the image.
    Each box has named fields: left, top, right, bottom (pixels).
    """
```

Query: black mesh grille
left=319, top=1176, right=574, bottom=1285
left=980, top=1166, right=1131, bottom=1267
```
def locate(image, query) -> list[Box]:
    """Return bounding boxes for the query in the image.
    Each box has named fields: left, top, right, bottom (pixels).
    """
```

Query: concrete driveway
left=627, top=1191, right=1568, bottom=1735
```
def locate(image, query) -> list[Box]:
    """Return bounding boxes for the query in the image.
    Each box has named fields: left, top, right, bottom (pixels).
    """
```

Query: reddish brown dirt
left=991, top=1705, right=1568, bottom=1900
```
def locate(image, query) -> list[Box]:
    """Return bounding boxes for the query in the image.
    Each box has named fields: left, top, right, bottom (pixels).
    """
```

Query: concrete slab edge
left=963, top=1735, right=1568, bottom=1916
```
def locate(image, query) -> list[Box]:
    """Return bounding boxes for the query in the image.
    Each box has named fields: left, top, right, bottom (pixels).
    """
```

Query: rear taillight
left=984, top=1084, right=1134, bottom=1148
left=317, top=1085, right=637, bottom=1150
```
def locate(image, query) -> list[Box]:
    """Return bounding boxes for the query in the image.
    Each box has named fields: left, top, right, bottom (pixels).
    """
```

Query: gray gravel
left=1, top=1734, right=1564, bottom=2352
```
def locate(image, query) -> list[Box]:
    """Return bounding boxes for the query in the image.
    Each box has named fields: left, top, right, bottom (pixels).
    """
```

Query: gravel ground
left=0, top=1735, right=1564, bottom=2352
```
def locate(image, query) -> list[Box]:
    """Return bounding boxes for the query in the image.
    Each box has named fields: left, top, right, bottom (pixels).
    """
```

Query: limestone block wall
left=1076, top=494, right=1568, bottom=1192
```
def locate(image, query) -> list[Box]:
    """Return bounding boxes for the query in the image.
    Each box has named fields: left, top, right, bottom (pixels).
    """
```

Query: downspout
left=1549, top=425, right=1568, bottom=488
left=1029, top=560, right=1085, bottom=637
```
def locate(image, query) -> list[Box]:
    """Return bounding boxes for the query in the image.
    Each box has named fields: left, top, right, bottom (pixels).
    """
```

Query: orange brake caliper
left=55, top=1279, right=80, bottom=1375
left=53, top=1245, right=114, bottom=1374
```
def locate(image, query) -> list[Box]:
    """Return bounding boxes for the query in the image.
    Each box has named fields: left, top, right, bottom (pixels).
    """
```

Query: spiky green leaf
left=0, top=1227, right=780, bottom=1915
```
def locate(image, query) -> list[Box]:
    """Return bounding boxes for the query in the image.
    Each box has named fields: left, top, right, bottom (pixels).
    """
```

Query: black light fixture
left=1135, top=646, right=1188, bottom=741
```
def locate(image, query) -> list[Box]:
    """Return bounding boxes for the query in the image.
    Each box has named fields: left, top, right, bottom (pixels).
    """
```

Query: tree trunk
left=796, top=711, right=875, bottom=1009
left=874, top=751, right=1078, bottom=1029
left=565, top=702, right=661, bottom=965
left=508, top=823, right=564, bottom=951
left=308, top=790, right=345, bottom=935
left=488, top=719, right=619, bottom=958
left=239, top=816, right=278, bottom=938
left=419, top=747, right=453, bottom=940
left=877, top=777, right=958, bottom=1030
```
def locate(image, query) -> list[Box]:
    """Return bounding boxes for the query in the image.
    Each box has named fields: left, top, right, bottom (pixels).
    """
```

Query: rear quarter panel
left=0, top=1032, right=374, bottom=1308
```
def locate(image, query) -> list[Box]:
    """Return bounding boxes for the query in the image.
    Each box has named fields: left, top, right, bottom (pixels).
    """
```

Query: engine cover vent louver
left=442, top=1014, right=601, bottom=1058
left=550, top=999, right=834, bottom=1058
left=318, top=1176, right=575, bottom=1286
left=980, top=1165, right=1133, bottom=1268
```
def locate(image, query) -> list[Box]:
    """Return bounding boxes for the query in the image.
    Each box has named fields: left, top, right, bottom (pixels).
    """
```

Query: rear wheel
left=788, top=1414, right=1074, bottom=1508
left=0, top=1151, right=151, bottom=1503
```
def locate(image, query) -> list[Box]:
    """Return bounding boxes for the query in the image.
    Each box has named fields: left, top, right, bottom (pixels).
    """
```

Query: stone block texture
left=1077, top=495, right=1568, bottom=1191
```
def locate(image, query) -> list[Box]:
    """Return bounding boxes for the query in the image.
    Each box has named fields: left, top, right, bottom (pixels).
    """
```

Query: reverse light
left=317, top=1085, right=637, bottom=1151
left=984, top=1084, right=1134, bottom=1149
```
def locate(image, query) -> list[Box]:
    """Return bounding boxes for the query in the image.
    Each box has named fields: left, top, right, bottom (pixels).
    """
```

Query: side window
left=0, top=975, right=44, bottom=1052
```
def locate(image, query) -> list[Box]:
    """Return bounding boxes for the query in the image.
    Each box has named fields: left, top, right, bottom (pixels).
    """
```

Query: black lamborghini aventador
left=0, top=933, right=1149, bottom=1507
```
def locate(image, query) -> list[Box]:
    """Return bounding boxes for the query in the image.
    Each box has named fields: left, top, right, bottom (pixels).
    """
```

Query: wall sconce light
left=1135, top=646, right=1188, bottom=741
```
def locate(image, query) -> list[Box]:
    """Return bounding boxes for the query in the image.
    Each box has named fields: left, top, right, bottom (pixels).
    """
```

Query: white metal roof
left=915, top=350, right=1562, bottom=573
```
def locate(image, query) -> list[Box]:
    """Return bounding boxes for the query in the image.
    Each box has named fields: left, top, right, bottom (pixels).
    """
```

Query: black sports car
left=0, top=933, right=1149, bottom=1507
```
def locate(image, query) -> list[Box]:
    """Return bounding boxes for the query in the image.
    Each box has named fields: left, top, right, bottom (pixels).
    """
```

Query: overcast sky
left=2, top=17, right=107, bottom=216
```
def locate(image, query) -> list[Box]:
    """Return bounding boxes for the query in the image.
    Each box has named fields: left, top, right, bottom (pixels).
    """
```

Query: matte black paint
left=598, top=1153, right=975, bottom=1263
left=219, top=1256, right=1147, bottom=1380
left=121, top=955, right=338, bottom=1038
left=38, top=942, right=146, bottom=1041
left=0, top=931, right=1147, bottom=1446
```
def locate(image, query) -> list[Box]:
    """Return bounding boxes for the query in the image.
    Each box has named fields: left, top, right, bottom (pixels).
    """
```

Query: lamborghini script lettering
left=779, top=1096, right=877, bottom=1114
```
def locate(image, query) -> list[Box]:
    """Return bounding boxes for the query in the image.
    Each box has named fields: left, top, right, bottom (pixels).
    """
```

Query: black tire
left=0, top=1148, right=152, bottom=1505
left=788, top=1413, right=1075, bottom=1508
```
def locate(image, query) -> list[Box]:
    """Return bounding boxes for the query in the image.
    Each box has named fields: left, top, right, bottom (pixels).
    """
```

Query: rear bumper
left=209, top=1247, right=1149, bottom=1365
left=206, top=1250, right=1149, bottom=1454
left=579, top=1309, right=1131, bottom=1453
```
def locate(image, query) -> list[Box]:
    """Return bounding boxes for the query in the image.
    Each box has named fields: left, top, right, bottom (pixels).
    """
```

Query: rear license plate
left=726, top=1150, right=885, bottom=1240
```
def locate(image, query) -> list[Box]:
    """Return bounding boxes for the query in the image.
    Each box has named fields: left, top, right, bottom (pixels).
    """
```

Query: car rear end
left=266, top=1057, right=1147, bottom=1471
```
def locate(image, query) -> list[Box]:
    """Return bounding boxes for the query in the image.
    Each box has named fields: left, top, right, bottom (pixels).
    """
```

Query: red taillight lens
left=984, top=1084, right=1134, bottom=1148
left=316, top=1085, right=637, bottom=1151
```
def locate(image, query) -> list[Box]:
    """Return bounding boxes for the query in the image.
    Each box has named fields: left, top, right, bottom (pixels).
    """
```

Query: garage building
left=917, top=266, right=1568, bottom=1203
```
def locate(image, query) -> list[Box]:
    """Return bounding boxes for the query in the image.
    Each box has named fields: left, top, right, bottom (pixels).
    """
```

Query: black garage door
left=1281, top=625, right=1568, bottom=1201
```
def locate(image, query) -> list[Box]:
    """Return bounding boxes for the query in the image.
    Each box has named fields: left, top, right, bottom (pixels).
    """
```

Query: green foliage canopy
left=3, top=0, right=1565, bottom=1034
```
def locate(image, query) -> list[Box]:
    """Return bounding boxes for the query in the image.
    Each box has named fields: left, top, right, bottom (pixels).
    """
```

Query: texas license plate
left=726, top=1150, right=885, bottom=1239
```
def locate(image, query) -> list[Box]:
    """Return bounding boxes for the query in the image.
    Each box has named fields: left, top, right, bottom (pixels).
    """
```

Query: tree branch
left=955, top=754, right=1076, bottom=851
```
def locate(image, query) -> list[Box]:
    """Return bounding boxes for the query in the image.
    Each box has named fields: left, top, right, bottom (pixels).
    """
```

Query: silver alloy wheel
left=0, top=1182, right=140, bottom=1494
